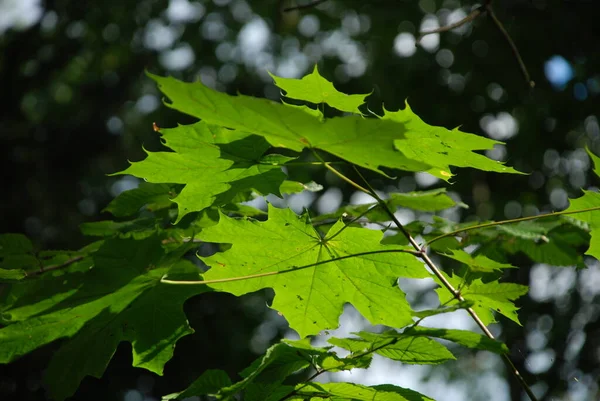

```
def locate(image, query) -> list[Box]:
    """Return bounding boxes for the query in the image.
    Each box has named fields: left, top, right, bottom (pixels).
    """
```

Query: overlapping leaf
left=270, top=65, right=370, bottom=114
left=434, top=272, right=528, bottom=325
left=104, top=183, right=175, bottom=217
left=0, top=237, right=208, bottom=400
left=196, top=204, right=430, bottom=337
left=441, top=249, right=516, bottom=273
left=384, top=103, right=522, bottom=180
left=291, top=382, right=434, bottom=401
left=564, top=191, right=600, bottom=261
left=329, top=331, right=455, bottom=364
left=163, top=339, right=371, bottom=401
left=115, top=121, right=287, bottom=223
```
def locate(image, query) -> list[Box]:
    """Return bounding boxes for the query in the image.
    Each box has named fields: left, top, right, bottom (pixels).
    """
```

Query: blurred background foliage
left=1, top=0, right=599, bottom=400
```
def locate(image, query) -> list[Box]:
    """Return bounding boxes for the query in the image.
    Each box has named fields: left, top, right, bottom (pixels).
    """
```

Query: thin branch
left=352, top=167, right=539, bottom=401
left=161, top=248, right=420, bottom=285
left=418, top=0, right=534, bottom=88
left=26, top=255, right=85, bottom=277
left=282, top=0, right=328, bottom=13
left=417, top=4, right=486, bottom=43
left=425, top=205, right=600, bottom=247
left=486, top=5, right=535, bottom=88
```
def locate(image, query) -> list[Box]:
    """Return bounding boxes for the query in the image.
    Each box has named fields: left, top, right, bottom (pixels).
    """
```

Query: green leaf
left=402, top=326, right=509, bottom=354
left=104, top=183, right=174, bottom=217
left=197, top=204, right=430, bottom=337
left=114, top=122, right=287, bottom=223
left=80, top=218, right=160, bottom=238
left=0, top=268, right=26, bottom=282
left=270, top=65, right=370, bottom=114
left=280, top=180, right=324, bottom=194
left=441, top=249, right=516, bottom=273
left=385, top=103, right=523, bottom=180
left=329, top=331, right=455, bottom=364
left=148, top=73, right=429, bottom=177
left=388, top=188, right=464, bottom=211
left=0, top=237, right=209, bottom=400
left=292, top=382, right=435, bottom=401
left=434, top=272, right=528, bottom=325
left=564, top=189, right=600, bottom=260
left=0, top=233, right=33, bottom=255
left=411, top=300, right=474, bottom=319
left=161, top=369, right=232, bottom=400
left=586, top=146, right=600, bottom=178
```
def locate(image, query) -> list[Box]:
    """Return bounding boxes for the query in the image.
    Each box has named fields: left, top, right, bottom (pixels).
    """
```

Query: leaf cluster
left=1, top=67, right=600, bottom=401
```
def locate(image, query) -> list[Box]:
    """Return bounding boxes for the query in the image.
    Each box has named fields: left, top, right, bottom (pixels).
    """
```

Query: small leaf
left=104, top=183, right=174, bottom=217
left=403, top=326, right=509, bottom=354
left=270, top=65, right=370, bottom=114
left=441, top=249, right=516, bottom=273
left=329, top=331, right=455, bottom=364
left=388, top=188, right=464, bottom=211
left=0, top=234, right=33, bottom=255
left=293, top=382, right=435, bottom=401
left=0, top=268, right=27, bottom=282
left=434, top=272, right=528, bottom=325
left=564, top=189, right=600, bottom=260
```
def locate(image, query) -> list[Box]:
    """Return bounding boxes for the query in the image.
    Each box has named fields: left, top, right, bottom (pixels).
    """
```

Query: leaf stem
left=311, top=149, right=370, bottom=193
left=160, top=248, right=420, bottom=285
left=425, top=205, right=600, bottom=247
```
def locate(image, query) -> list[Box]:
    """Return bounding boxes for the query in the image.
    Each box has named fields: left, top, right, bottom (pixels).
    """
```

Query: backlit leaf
left=197, top=204, right=430, bottom=337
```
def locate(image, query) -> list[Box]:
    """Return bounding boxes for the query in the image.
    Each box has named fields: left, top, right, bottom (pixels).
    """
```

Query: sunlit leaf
left=114, top=122, right=287, bottom=223
left=270, top=65, right=370, bottom=114
left=197, top=204, right=430, bottom=337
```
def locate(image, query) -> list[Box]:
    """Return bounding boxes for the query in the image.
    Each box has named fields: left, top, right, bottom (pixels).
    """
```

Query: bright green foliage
left=388, top=188, right=466, bottom=211
left=290, top=382, right=434, bottom=401
left=402, top=326, right=509, bottom=354
left=3, top=67, right=600, bottom=401
left=115, top=122, right=287, bottom=222
left=329, top=331, right=455, bottom=364
left=148, top=70, right=522, bottom=179
left=441, top=249, right=516, bottom=273
left=383, top=104, right=522, bottom=180
left=565, top=190, right=600, bottom=260
left=0, top=237, right=208, bottom=400
left=197, top=204, right=430, bottom=337
left=434, top=272, right=528, bottom=325
left=269, top=65, right=370, bottom=114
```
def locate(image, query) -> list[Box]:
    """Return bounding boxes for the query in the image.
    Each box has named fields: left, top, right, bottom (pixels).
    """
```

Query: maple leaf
left=197, top=204, right=430, bottom=337
left=270, top=65, right=370, bottom=114
left=115, top=121, right=287, bottom=223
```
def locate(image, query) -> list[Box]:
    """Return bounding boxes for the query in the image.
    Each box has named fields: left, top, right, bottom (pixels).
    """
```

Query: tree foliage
left=2, top=68, right=600, bottom=401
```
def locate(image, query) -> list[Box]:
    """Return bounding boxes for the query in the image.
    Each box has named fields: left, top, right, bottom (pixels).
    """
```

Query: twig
left=425, top=205, right=600, bottom=247
left=417, top=4, right=487, bottom=44
left=282, top=0, right=328, bottom=12
left=486, top=5, right=535, bottom=87
left=417, top=0, right=534, bottom=88
left=26, top=255, right=85, bottom=277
